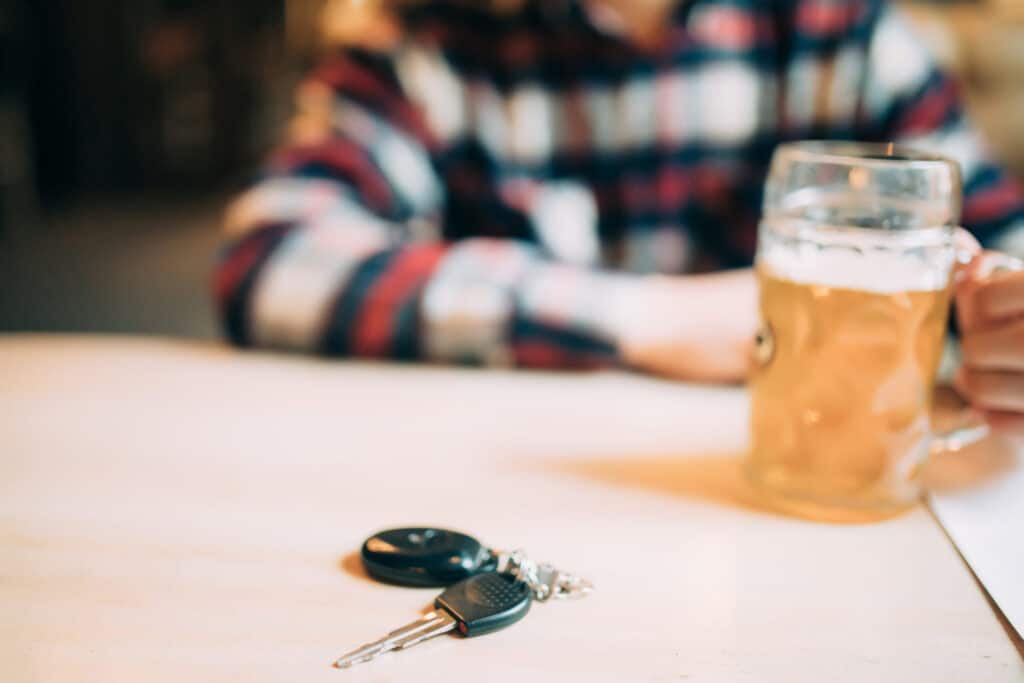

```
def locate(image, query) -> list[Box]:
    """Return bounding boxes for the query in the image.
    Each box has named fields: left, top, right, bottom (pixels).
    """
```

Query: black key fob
left=436, top=572, right=532, bottom=637
left=360, top=527, right=498, bottom=588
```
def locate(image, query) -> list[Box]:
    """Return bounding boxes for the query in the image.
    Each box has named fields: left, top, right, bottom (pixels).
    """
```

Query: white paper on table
left=928, top=434, right=1024, bottom=640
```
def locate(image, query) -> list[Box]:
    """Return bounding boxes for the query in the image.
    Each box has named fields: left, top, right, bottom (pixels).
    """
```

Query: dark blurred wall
left=8, top=0, right=289, bottom=212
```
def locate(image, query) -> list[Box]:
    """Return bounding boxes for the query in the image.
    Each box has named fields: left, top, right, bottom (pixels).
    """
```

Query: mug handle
left=930, top=250, right=1024, bottom=454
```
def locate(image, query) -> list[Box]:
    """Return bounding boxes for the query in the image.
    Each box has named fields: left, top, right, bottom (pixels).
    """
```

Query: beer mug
left=748, top=141, right=1005, bottom=520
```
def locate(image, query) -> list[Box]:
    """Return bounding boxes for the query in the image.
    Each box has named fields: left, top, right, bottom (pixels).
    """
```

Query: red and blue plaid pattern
left=215, top=0, right=1024, bottom=368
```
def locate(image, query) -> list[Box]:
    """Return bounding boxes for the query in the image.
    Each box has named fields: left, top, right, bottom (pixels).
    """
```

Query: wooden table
left=2, top=336, right=1020, bottom=682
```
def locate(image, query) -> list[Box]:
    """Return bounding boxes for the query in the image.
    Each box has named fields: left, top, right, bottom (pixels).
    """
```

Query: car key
left=361, top=526, right=593, bottom=600
left=361, top=527, right=496, bottom=587
left=332, top=572, right=532, bottom=669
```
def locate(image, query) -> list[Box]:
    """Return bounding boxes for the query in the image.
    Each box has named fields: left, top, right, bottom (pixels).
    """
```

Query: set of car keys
left=333, top=526, right=593, bottom=669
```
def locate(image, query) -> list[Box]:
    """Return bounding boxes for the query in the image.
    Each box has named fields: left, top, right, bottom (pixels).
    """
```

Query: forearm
left=215, top=224, right=622, bottom=368
left=423, top=252, right=760, bottom=379
left=608, top=269, right=759, bottom=383
left=216, top=218, right=760, bottom=383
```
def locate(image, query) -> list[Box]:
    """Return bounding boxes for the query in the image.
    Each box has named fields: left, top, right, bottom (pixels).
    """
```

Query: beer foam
left=758, top=240, right=954, bottom=293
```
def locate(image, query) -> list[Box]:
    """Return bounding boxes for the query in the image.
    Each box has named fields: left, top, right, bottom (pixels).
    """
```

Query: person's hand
left=954, top=233, right=1024, bottom=433
left=611, top=269, right=758, bottom=383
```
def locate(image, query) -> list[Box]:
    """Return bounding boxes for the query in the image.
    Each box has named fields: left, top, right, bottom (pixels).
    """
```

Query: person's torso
left=394, top=0, right=876, bottom=272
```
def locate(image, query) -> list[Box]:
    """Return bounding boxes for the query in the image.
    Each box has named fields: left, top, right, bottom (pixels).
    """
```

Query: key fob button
left=361, top=527, right=496, bottom=587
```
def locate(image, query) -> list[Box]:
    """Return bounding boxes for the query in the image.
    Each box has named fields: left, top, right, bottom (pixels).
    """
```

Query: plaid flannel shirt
left=215, top=0, right=1024, bottom=369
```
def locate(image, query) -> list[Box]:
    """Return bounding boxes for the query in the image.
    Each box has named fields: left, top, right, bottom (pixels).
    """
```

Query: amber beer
left=750, top=141, right=968, bottom=517
left=748, top=264, right=953, bottom=513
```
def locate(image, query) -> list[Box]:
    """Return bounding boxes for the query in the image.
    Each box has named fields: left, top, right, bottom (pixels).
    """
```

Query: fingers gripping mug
left=747, top=142, right=1014, bottom=519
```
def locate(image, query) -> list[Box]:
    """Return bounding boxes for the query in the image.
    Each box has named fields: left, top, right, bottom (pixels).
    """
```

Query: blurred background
left=1, top=0, right=1023, bottom=340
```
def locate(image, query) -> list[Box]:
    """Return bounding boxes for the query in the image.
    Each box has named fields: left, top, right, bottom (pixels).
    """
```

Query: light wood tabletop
left=1, top=335, right=1021, bottom=682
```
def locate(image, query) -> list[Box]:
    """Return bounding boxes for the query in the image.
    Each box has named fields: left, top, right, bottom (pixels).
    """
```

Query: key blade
left=333, top=651, right=375, bottom=670
left=392, top=613, right=457, bottom=650
left=333, top=643, right=388, bottom=670
left=332, top=612, right=446, bottom=669
left=333, top=642, right=393, bottom=670
left=333, top=640, right=395, bottom=668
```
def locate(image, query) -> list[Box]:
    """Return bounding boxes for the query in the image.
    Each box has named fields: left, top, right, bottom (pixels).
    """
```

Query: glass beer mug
left=747, top=141, right=998, bottom=519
